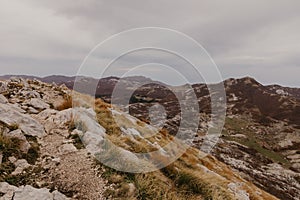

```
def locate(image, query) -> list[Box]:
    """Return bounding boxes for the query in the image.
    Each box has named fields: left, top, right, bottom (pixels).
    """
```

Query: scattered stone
left=127, top=183, right=136, bottom=197
left=28, top=107, right=40, bottom=114
left=20, top=90, right=41, bottom=99
left=37, top=109, right=58, bottom=120
left=58, top=144, right=77, bottom=155
left=52, top=190, right=69, bottom=200
left=28, top=98, right=50, bottom=110
left=8, top=156, right=17, bottom=163
left=0, top=81, right=7, bottom=93
left=4, top=129, right=30, bottom=153
left=52, top=157, right=61, bottom=164
left=291, top=163, right=300, bottom=173
left=228, top=182, right=250, bottom=200
left=12, top=159, right=31, bottom=175
left=0, top=94, right=8, bottom=103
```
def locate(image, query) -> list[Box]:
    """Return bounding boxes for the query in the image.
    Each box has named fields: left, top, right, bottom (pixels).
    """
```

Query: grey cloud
left=0, top=0, right=299, bottom=86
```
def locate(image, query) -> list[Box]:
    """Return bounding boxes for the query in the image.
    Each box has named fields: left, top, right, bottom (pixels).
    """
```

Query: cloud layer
left=0, top=0, right=299, bottom=86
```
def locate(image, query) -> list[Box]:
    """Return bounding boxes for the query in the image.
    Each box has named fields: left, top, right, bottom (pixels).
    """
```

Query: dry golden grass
left=73, top=94, right=278, bottom=200
left=55, top=94, right=73, bottom=111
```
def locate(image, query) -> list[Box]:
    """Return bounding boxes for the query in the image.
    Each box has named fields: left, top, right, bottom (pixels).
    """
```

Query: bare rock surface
left=0, top=94, right=8, bottom=104
left=28, top=98, right=50, bottom=110
left=0, top=103, right=45, bottom=137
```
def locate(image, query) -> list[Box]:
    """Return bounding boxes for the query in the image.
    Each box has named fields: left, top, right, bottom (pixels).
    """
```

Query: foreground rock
left=0, top=103, right=45, bottom=137
left=0, top=183, right=69, bottom=200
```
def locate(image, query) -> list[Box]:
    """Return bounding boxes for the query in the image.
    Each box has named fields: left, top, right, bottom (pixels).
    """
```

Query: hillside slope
left=0, top=77, right=280, bottom=199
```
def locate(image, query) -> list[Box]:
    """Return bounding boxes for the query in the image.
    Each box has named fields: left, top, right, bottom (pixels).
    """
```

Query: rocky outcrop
left=0, top=103, right=45, bottom=137
left=0, top=78, right=107, bottom=200
left=0, top=183, right=69, bottom=200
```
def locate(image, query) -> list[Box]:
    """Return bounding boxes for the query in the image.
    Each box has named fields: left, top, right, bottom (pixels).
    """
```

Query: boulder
left=4, top=129, right=30, bottom=153
left=37, top=109, right=58, bottom=120
left=0, top=103, right=46, bottom=137
left=20, top=91, right=41, bottom=99
left=291, top=163, right=300, bottom=172
left=44, top=108, right=73, bottom=133
left=14, top=185, right=53, bottom=200
left=28, top=107, right=39, bottom=114
left=11, top=159, right=31, bottom=175
left=0, top=94, right=8, bottom=104
left=28, top=98, right=50, bottom=110
left=0, top=182, right=18, bottom=200
left=73, top=108, right=106, bottom=154
left=0, top=81, right=7, bottom=93
left=12, top=185, right=69, bottom=200
left=58, top=144, right=77, bottom=155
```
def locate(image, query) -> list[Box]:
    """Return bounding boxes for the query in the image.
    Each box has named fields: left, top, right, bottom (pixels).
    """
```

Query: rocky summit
left=0, top=76, right=298, bottom=199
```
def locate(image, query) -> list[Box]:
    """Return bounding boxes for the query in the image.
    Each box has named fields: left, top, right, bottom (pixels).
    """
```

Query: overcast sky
left=0, top=0, right=299, bottom=86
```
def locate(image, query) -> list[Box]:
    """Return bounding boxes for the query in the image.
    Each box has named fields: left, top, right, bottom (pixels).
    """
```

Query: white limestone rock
left=0, top=103, right=46, bottom=137
left=14, top=185, right=53, bottom=200
left=0, top=182, right=18, bottom=200
left=228, top=182, right=250, bottom=200
left=37, top=109, right=58, bottom=120
left=11, top=159, right=31, bottom=175
left=20, top=91, right=41, bottom=99
left=28, top=98, right=50, bottom=110
left=58, top=144, right=77, bottom=155
left=0, top=81, right=7, bottom=94
left=0, top=94, right=8, bottom=104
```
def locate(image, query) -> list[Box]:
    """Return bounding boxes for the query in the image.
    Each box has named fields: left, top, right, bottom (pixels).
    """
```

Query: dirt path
left=35, top=114, right=107, bottom=200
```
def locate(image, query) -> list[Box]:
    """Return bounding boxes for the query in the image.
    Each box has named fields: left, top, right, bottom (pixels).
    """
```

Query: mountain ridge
left=0, top=76, right=282, bottom=199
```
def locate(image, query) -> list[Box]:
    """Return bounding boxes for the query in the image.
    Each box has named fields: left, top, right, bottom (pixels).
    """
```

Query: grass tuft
left=56, top=95, right=73, bottom=111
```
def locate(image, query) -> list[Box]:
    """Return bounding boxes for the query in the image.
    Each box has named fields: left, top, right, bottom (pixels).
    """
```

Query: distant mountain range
left=1, top=74, right=299, bottom=127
